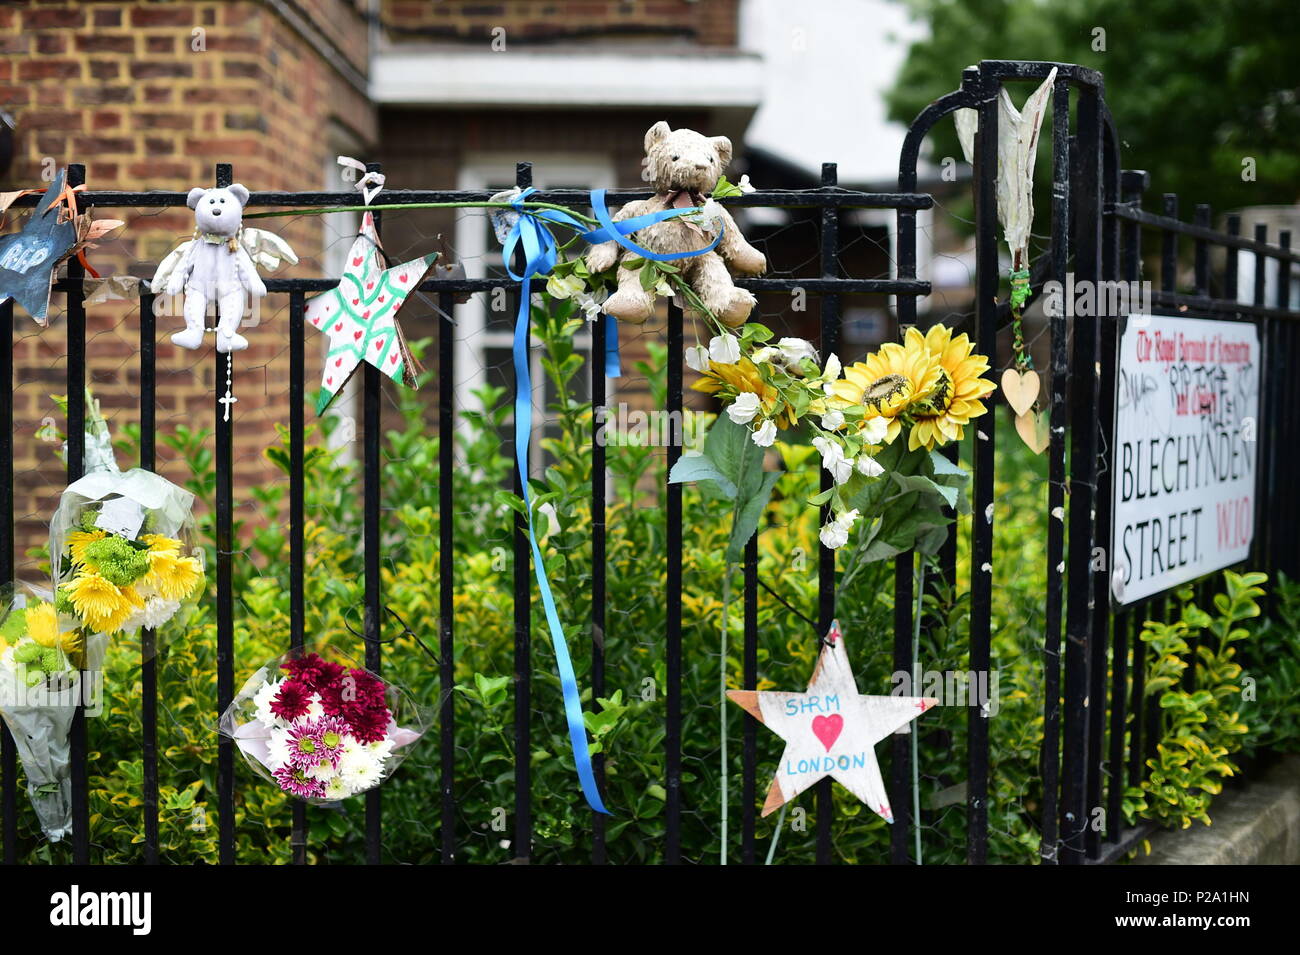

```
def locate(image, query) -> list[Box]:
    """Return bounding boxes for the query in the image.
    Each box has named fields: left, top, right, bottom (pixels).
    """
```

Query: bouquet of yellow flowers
left=0, top=583, right=108, bottom=841
left=673, top=322, right=996, bottom=562
left=50, top=469, right=204, bottom=649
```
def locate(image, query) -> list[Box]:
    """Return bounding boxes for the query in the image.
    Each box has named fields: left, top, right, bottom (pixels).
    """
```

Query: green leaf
left=726, top=470, right=782, bottom=564
left=667, top=454, right=737, bottom=500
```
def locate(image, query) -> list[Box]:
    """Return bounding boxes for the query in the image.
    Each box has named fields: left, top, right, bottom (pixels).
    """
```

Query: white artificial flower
left=727, top=391, right=762, bottom=424
left=750, top=346, right=776, bottom=365
left=574, top=290, right=604, bottom=322
left=545, top=273, right=585, bottom=300
left=818, top=509, right=861, bottom=550
left=776, top=337, right=818, bottom=366
left=820, top=410, right=844, bottom=430
left=737, top=174, right=756, bottom=194
left=654, top=278, right=674, bottom=298
left=752, top=419, right=778, bottom=448
left=693, top=197, right=726, bottom=234
left=684, top=345, right=710, bottom=373
left=861, top=416, right=890, bottom=445
left=709, top=333, right=740, bottom=364
left=253, top=678, right=285, bottom=728
left=856, top=454, right=884, bottom=477
left=812, top=436, right=853, bottom=485
left=821, top=353, right=842, bottom=395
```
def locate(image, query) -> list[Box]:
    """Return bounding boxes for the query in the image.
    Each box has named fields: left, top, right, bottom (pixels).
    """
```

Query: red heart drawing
left=334, top=358, right=342, bottom=367
left=361, top=310, right=371, bottom=320
left=389, top=353, right=398, bottom=365
left=366, top=282, right=374, bottom=291
left=351, top=298, right=359, bottom=306
left=351, top=257, right=362, bottom=267
left=374, top=339, right=384, bottom=351
left=397, top=273, right=409, bottom=284
left=333, top=322, right=343, bottom=332
left=811, top=714, right=843, bottom=752
left=326, top=376, right=333, bottom=386
left=353, top=330, right=363, bottom=341
left=378, top=295, right=385, bottom=303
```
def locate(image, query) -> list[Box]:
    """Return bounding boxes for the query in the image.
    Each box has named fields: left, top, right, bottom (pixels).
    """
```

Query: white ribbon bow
left=337, top=155, right=385, bottom=206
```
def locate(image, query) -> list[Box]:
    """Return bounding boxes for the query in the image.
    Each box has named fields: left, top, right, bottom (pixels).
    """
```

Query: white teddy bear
left=151, top=184, right=296, bottom=353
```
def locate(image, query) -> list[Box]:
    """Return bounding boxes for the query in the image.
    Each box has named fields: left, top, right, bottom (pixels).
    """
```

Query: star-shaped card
left=0, top=168, right=79, bottom=326
left=304, top=210, right=436, bottom=414
left=727, top=620, right=937, bottom=821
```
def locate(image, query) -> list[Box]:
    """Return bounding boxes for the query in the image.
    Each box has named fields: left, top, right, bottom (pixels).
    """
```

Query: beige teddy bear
left=586, top=122, right=767, bottom=327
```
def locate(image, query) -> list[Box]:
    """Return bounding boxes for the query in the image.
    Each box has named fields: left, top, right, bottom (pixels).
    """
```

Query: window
left=454, top=154, right=615, bottom=477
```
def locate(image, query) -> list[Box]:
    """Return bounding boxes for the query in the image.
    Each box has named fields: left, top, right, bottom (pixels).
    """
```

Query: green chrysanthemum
left=82, top=535, right=150, bottom=586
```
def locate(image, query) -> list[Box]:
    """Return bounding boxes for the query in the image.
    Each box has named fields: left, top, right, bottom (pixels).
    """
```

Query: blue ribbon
left=503, top=187, right=724, bottom=814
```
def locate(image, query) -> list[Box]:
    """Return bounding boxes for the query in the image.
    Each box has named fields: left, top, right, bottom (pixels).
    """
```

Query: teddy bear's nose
left=211, top=209, right=222, bottom=215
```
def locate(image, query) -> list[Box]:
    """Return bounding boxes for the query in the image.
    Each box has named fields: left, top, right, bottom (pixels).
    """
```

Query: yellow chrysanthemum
left=67, top=528, right=107, bottom=566
left=26, top=601, right=61, bottom=648
left=828, top=335, right=942, bottom=444
left=905, top=325, right=997, bottom=451
left=693, top=359, right=797, bottom=429
left=144, top=551, right=203, bottom=601
left=66, top=572, right=135, bottom=634
left=141, top=534, right=182, bottom=556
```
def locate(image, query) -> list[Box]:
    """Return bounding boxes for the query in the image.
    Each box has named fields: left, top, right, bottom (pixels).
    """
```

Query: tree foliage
left=887, top=0, right=1300, bottom=213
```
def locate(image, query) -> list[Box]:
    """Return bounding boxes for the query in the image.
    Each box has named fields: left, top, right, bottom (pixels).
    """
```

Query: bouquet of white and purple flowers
left=219, top=651, right=426, bottom=803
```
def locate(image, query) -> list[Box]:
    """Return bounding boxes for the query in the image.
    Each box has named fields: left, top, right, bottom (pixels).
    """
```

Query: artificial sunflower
left=828, top=333, right=942, bottom=444
left=65, top=572, right=135, bottom=633
left=906, top=326, right=996, bottom=451
left=143, top=550, right=203, bottom=601
left=66, top=528, right=107, bottom=566
left=693, top=358, right=798, bottom=429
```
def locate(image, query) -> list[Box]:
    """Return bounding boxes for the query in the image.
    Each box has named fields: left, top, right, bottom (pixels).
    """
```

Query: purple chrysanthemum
left=319, top=668, right=393, bottom=743
left=285, top=719, right=339, bottom=772
left=274, top=764, right=326, bottom=799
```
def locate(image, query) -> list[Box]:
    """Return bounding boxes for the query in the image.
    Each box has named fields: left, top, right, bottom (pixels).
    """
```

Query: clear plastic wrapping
left=0, top=582, right=107, bottom=841
left=219, top=648, right=429, bottom=804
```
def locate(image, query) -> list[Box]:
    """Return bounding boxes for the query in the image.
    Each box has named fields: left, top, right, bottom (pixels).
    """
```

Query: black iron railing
left=0, top=60, right=1296, bottom=865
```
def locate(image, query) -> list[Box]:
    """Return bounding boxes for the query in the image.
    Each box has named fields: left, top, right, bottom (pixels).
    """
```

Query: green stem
left=720, top=563, right=732, bottom=865
left=764, top=803, right=787, bottom=864
left=912, top=557, right=926, bottom=865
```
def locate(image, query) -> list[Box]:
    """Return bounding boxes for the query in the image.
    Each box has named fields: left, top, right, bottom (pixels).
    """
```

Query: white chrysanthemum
left=265, top=725, right=292, bottom=769
left=305, top=760, right=337, bottom=782
left=126, top=596, right=181, bottom=632
left=304, top=697, right=325, bottom=721
left=367, top=737, right=395, bottom=761
left=339, top=748, right=385, bottom=791
left=253, top=678, right=285, bottom=728
left=323, top=776, right=352, bottom=801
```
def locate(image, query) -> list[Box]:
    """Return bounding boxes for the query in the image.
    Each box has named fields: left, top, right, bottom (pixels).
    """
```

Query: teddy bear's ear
left=644, top=121, right=672, bottom=152
left=227, top=183, right=250, bottom=207
left=710, top=136, right=733, bottom=168
left=186, top=187, right=206, bottom=209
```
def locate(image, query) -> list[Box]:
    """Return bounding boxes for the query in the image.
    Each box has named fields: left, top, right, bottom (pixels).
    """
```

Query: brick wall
left=380, top=0, right=740, bottom=47
left=1, top=1, right=375, bottom=570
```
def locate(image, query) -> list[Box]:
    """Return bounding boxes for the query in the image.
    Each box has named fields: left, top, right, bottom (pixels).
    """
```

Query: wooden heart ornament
left=1000, top=368, right=1040, bottom=416
left=1015, top=409, right=1050, bottom=454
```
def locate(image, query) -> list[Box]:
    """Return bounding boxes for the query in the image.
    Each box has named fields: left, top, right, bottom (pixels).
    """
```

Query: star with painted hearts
left=304, top=210, right=437, bottom=415
left=727, top=620, right=937, bottom=821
